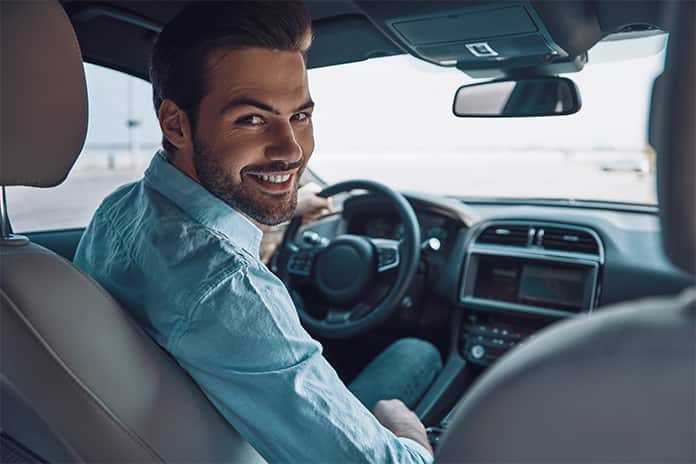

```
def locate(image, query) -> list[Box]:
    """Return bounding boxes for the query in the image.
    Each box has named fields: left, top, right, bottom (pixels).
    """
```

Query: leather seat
left=0, top=2, right=264, bottom=462
left=437, top=2, right=695, bottom=462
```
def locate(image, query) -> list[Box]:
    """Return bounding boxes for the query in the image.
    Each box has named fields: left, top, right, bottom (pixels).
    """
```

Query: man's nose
left=265, top=121, right=303, bottom=163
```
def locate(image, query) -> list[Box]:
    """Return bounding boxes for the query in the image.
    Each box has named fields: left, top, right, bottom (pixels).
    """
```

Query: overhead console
left=389, top=4, right=567, bottom=68
left=458, top=220, right=603, bottom=365
left=356, top=1, right=605, bottom=77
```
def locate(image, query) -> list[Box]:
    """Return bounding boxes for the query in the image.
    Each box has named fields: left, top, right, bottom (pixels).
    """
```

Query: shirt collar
left=144, top=150, right=263, bottom=257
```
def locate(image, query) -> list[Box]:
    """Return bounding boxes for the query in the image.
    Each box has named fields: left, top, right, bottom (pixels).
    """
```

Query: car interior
left=1, top=0, right=694, bottom=462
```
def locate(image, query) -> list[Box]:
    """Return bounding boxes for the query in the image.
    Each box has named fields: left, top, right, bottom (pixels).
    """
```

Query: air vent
left=478, top=224, right=529, bottom=246
left=540, top=227, right=600, bottom=255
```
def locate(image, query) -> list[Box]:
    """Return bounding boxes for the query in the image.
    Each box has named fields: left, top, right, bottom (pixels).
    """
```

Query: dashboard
left=295, top=191, right=694, bottom=366
left=289, top=191, right=694, bottom=428
left=349, top=213, right=451, bottom=248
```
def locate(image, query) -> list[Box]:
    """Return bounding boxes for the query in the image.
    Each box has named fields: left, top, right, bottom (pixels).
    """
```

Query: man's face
left=192, top=47, right=314, bottom=226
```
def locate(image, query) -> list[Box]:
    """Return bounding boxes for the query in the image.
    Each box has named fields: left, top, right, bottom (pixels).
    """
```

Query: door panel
left=26, top=229, right=84, bottom=262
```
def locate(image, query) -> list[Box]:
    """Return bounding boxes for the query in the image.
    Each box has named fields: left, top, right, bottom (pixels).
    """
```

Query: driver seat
left=0, top=2, right=264, bottom=462
left=437, top=2, right=695, bottom=462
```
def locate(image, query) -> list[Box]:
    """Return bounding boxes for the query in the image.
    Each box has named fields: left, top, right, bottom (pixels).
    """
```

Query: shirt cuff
left=399, top=437, right=434, bottom=464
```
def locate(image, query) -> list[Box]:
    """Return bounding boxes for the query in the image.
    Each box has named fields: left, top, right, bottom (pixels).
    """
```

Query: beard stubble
left=192, top=137, right=302, bottom=226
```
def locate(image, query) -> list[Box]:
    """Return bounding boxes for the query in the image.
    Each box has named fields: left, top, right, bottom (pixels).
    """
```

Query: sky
left=82, top=33, right=667, bottom=154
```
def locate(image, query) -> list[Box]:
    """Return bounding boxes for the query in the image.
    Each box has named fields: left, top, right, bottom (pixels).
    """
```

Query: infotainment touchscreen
left=472, top=255, right=593, bottom=312
left=518, top=264, right=586, bottom=309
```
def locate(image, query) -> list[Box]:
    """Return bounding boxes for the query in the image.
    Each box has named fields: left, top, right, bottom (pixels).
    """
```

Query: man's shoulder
left=83, top=178, right=254, bottom=276
left=88, top=179, right=150, bottom=233
left=76, top=178, right=256, bottom=339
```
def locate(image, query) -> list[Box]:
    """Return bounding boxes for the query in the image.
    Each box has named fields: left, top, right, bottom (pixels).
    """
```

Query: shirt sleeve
left=171, top=264, right=431, bottom=463
left=399, top=438, right=434, bottom=464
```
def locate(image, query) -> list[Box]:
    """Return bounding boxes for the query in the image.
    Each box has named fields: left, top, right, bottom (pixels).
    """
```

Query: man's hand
left=373, top=399, right=433, bottom=456
left=258, top=183, right=331, bottom=264
left=296, top=182, right=331, bottom=223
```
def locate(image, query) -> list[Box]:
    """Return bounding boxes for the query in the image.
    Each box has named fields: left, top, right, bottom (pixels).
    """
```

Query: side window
left=6, top=63, right=161, bottom=232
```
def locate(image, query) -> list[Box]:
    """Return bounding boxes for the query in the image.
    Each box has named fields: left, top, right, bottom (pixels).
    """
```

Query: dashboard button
left=470, top=345, right=486, bottom=359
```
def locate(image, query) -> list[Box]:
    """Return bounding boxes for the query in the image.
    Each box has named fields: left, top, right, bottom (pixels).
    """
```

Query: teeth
left=253, top=174, right=291, bottom=183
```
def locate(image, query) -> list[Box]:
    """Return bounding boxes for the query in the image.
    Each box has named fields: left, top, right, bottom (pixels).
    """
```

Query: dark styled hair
left=150, top=1, right=313, bottom=153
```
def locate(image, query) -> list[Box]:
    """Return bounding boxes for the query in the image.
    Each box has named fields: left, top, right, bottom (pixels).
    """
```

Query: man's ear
left=158, top=99, right=192, bottom=150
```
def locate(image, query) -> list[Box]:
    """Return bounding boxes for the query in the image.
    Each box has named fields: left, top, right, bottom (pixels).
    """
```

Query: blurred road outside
left=7, top=147, right=656, bottom=233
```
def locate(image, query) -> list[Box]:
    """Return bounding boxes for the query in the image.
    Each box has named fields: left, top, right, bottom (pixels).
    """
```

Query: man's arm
left=170, top=266, right=432, bottom=463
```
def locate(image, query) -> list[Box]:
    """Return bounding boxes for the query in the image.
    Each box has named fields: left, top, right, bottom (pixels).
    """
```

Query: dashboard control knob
left=421, top=237, right=441, bottom=252
left=302, top=231, right=321, bottom=245
left=302, top=231, right=329, bottom=247
left=470, top=344, right=486, bottom=359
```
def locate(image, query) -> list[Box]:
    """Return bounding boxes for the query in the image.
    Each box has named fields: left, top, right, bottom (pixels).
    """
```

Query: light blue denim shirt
left=74, top=151, right=432, bottom=463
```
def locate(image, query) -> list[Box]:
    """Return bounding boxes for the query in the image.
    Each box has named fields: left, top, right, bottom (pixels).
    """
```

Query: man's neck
left=166, top=148, right=200, bottom=184
left=164, top=148, right=266, bottom=232
left=235, top=209, right=265, bottom=232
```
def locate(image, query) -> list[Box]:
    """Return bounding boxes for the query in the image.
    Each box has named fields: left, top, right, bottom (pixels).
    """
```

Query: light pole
left=126, top=78, right=141, bottom=167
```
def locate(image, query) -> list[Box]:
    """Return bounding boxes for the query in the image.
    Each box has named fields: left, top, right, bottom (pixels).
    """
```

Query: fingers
left=299, top=182, right=322, bottom=196
left=296, top=182, right=332, bottom=221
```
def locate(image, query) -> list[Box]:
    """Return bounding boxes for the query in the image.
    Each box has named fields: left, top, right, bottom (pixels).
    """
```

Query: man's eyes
left=236, top=115, right=266, bottom=126
left=235, top=112, right=312, bottom=126
left=291, top=112, right=312, bottom=122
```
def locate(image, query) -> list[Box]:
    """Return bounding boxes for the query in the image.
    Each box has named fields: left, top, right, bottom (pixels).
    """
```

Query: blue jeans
left=348, top=338, right=442, bottom=411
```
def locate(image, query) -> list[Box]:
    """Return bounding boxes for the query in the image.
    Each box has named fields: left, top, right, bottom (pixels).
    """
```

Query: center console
left=420, top=221, right=604, bottom=444
left=459, top=314, right=537, bottom=366
left=458, top=220, right=603, bottom=364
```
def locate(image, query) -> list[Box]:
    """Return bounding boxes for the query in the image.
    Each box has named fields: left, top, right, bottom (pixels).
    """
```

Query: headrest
left=1, top=0, right=88, bottom=187
left=648, top=1, right=695, bottom=276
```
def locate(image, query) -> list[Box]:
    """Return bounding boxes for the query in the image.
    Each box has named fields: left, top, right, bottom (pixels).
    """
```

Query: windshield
left=307, top=33, right=667, bottom=204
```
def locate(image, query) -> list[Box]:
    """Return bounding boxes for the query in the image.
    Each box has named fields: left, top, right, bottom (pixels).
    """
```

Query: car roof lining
left=61, top=0, right=666, bottom=82
left=64, top=1, right=403, bottom=82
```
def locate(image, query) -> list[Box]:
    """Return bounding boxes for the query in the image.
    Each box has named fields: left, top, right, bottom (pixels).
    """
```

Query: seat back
left=437, top=2, right=695, bottom=462
left=0, top=2, right=263, bottom=462
left=1, top=245, right=264, bottom=462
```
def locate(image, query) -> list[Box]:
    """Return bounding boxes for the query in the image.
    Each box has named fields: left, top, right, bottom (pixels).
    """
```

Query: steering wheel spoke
left=347, top=302, right=374, bottom=321
left=324, top=308, right=352, bottom=324
left=371, top=238, right=401, bottom=272
left=324, top=302, right=373, bottom=325
left=286, top=247, right=321, bottom=278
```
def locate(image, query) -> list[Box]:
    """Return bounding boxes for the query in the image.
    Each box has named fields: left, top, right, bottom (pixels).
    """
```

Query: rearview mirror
left=453, top=77, right=581, bottom=117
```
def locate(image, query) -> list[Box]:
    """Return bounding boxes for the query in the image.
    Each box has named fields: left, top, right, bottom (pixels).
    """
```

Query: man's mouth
left=250, top=173, right=291, bottom=184
left=246, top=171, right=296, bottom=193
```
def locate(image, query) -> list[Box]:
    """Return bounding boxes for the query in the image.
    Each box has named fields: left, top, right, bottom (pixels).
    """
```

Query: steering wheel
left=277, top=180, right=421, bottom=339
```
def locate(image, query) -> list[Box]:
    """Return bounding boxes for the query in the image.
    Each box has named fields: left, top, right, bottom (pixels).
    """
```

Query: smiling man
left=74, top=2, right=441, bottom=462
left=161, top=46, right=316, bottom=226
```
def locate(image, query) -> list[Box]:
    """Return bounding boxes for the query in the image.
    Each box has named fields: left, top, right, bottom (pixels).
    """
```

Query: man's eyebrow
left=294, top=100, right=315, bottom=112
left=221, top=97, right=315, bottom=116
